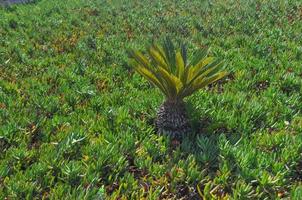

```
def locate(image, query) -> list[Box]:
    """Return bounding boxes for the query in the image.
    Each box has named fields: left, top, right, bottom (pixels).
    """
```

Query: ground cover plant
left=0, top=0, right=302, bottom=199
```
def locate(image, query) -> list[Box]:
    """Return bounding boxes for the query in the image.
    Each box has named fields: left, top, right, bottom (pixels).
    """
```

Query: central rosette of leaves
left=128, top=38, right=227, bottom=138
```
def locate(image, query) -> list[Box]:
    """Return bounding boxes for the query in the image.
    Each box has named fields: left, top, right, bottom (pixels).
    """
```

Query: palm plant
left=128, top=38, right=227, bottom=138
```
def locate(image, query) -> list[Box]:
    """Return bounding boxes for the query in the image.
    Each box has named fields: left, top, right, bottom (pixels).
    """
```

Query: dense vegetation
left=0, top=0, right=302, bottom=199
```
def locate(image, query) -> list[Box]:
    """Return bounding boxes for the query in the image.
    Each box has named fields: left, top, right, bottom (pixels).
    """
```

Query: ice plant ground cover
left=0, top=0, right=302, bottom=199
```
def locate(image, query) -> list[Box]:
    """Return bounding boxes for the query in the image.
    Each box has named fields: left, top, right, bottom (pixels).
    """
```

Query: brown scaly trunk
left=155, top=99, right=191, bottom=139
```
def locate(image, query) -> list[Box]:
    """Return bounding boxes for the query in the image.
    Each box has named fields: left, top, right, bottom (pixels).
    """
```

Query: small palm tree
left=128, top=38, right=227, bottom=138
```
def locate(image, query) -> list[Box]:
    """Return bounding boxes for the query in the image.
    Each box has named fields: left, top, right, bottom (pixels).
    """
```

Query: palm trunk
left=155, top=99, right=191, bottom=139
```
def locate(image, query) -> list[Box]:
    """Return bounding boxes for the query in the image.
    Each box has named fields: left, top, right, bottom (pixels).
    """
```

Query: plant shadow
left=175, top=101, right=241, bottom=172
left=146, top=100, right=241, bottom=174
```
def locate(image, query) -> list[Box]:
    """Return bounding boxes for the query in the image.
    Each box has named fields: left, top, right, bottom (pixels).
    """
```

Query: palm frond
left=128, top=39, right=228, bottom=100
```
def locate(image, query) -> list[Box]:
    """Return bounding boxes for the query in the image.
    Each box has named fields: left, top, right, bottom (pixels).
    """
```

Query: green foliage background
left=0, top=0, right=302, bottom=199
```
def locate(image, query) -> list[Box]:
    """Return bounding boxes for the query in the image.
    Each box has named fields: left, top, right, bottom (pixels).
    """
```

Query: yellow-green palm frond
left=127, top=38, right=228, bottom=100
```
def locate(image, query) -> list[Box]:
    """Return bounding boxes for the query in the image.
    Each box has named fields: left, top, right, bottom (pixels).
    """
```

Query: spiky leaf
left=149, top=46, right=168, bottom=70
left=128, top=39, right=227, bottom=101
left=176, top=51, right=185, bottom=79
